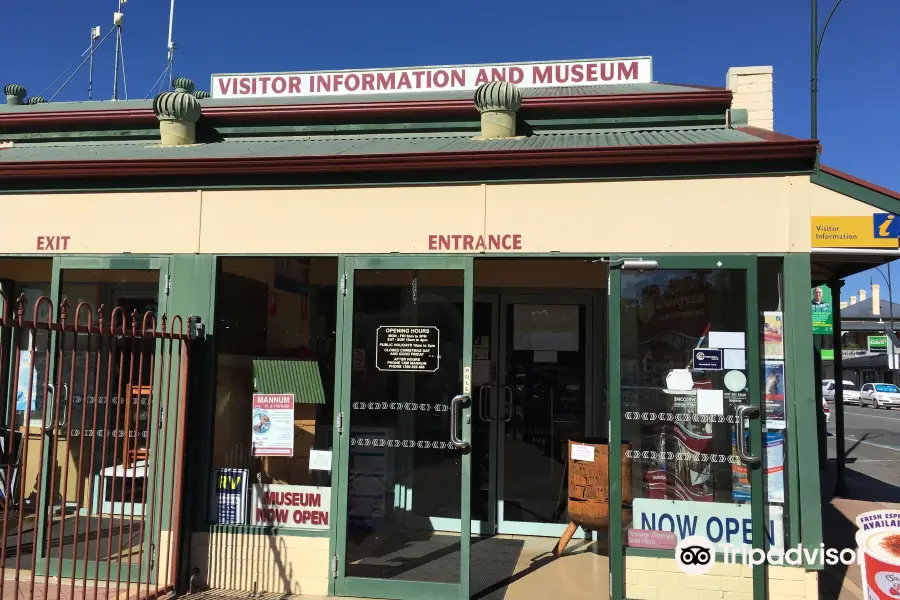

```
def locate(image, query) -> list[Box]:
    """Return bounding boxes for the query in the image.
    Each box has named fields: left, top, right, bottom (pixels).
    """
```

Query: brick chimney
left=859, top=289, right=867, bottom=302
left=726, top=66, right=774, bottom=130
left=850, top=296, right=857, bottom=305
left=873, top=284, right=881, bottom=316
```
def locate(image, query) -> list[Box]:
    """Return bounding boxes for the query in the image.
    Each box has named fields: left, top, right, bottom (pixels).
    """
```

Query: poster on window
left=251, top=394, right=295, bottom=457
left=763, top=361, right=786, bottom=429
left=764, top=432, right=785, bottom=503
left=513, top=305, right=579, bottom=351
left=762, top=312, right=784, bottom=359
left=732, top=431, right=784, bottom=503
left=251, top=484, right=330, bottom=530
left=15, top=350, right=40, bottom=413
left=273, top=258, right=310, bottom=295
left=811, top=286, right=832, bottom=335
left=209, top=468, right=249, bottom=524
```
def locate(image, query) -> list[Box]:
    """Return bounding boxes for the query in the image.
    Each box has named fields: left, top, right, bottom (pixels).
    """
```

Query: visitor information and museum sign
left=211, top=57, right=653, bottom=99
left=251, top=393, right=295, bottom=457
left=376, top=326, right=440, bottom=372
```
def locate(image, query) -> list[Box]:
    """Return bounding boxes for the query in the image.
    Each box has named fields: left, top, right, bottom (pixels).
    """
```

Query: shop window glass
left=210, top=258, right=337, bottom=528
left=621, top=268, right=772, bottom=551
left=0, top=260, right=53, bottom=425
left=759, top=257, right=790, bottom=550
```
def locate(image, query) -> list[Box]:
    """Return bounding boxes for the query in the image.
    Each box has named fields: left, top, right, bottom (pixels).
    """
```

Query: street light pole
left=811, top=0, right=846, bottom=150
left=876, top=264, right=896, bottom=377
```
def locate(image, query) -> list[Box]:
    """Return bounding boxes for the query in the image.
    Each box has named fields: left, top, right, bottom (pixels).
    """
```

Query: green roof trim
left=813, top=166, right=900, bottom=215
left=252, top=359, right=326, bottom=405
left=0, top=127, right=764, bottom=163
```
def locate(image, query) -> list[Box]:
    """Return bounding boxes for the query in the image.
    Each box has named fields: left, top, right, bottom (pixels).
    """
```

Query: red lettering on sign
left=256, top=507, right=289, bottom=523
left=36, top=236, right=70, bottom=251
left=426, top=234, right=522, bottom=251
left=618, top=61, right=639, bottom=81
left=262, top=491, right=322, bottom=507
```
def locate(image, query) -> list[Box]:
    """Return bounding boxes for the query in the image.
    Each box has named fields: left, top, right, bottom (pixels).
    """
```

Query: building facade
left=2, top=57, right=899, bottom=600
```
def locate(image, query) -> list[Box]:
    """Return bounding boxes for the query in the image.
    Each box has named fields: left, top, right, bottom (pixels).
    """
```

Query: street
left=826, top=402, right=900, bottom=499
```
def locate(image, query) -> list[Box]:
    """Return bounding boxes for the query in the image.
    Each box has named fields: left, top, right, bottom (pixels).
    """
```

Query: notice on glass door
left=376, top=326, right=440, bottom=372
left=252, top=394, right=295, bottom=457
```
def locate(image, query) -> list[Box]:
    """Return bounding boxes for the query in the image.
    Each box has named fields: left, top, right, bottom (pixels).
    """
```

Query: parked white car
left=823, top=380, right=861, bottom=405
left=860, top=383, right=900, bottom=409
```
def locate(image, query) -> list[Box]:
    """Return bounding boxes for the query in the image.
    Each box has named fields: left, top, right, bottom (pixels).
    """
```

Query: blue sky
left=4, top=0, right=898, bottom=301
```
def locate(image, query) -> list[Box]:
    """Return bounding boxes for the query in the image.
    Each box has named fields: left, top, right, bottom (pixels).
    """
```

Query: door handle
left=734, top=404, right=761, bottom=465
left=44, top=383, right=56, bottom=431
left=450, top=394, right=470, bottom=450
left=44, top=383, right=69, bottom=431
left=503, top=386, right=513, bottom=423
left=478, top=385, right=493, bottom=422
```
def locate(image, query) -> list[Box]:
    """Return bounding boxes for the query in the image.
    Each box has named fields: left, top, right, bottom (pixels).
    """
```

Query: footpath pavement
left=818, top=458, right=900, bottom=600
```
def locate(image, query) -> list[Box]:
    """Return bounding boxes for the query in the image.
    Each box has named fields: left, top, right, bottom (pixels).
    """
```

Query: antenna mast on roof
left=111, top=0, right=128, bottom=100
left=88, top=26, right=100, bottom=101
left=167, top=0, right=176, bottom=90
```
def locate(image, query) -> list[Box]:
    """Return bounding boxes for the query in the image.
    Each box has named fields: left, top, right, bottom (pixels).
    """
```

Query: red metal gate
left=0, top=291, right=191, bottom=600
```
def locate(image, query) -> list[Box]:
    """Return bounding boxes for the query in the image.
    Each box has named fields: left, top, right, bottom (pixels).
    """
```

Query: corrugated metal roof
left=0, top=82, right=709, bottom=115
left=0, top=127, right=764, bottom=163
left=252, top=359, right=326, bottom=405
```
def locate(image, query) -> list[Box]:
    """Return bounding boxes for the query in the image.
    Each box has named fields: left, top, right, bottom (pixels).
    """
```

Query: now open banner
left=633, top=498, right=784, bottom=552
left=251, top=484, right=331, bottom=530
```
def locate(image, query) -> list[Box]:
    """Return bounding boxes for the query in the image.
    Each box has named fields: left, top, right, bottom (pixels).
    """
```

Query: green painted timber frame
left=31, top=256, right=171, bottom=583
left=607, top=254, right=768, bottom=600
left=0, top=250, right=824, bottom=599
left=332, top=255, right=475, bottom=600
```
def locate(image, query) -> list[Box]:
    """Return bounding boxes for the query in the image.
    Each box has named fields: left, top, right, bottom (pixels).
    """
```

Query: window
left=209, top=258, right=337, bottom=529
left=874, top=384, right=899, bottom=393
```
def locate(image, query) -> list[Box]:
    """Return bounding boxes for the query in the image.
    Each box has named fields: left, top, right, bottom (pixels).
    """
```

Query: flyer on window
left=731, top=431, right=784, bottom=504
left=765, top=431, right=785, bottom=503
left=762, top=311, right=784, bottom=359
left=763, top=360, right=786, bottom=429
left=251, top=394, right=295, bottom=457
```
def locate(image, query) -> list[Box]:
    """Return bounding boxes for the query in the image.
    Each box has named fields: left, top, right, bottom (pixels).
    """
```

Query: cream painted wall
left=190, top=531, right=329, bottom=595
left=0, top=191, right=202, bottom=254
left=809, top=181, right=882, bottom=217
left=0, top=175, right=885, bottom=256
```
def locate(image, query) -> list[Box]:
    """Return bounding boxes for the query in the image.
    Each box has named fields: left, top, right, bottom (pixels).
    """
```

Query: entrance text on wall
left=428, top=234, right=522, bottom=251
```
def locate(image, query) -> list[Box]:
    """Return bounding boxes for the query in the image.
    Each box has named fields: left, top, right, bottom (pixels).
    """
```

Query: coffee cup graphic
left=856, top=529, right=900, bottom=599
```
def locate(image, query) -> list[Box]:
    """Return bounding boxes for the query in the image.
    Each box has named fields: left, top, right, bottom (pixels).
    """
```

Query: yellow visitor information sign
left=811, top=216, right=899, bottom=248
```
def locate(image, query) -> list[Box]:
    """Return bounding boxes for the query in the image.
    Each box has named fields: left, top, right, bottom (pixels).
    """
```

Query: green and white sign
left=868, top=335, right=889, bottom=353
left=812, top=286, right=833, bottom=335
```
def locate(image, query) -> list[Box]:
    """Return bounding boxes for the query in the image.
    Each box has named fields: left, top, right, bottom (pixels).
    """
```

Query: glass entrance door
left=334, top=256, right=473, bottom=600
left=609, top=256, right=768, bottom=600
left=496, top=295, right=593, bottom=537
